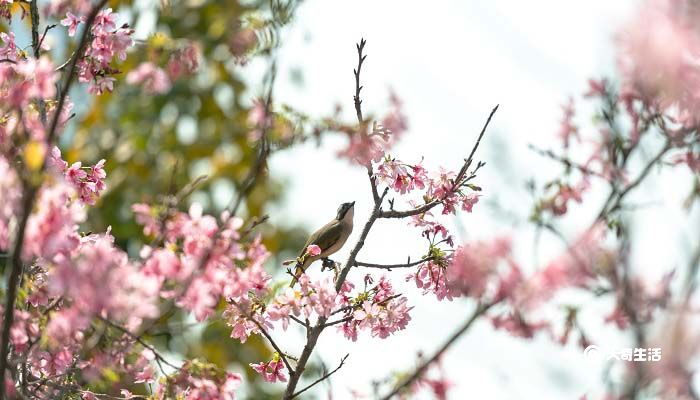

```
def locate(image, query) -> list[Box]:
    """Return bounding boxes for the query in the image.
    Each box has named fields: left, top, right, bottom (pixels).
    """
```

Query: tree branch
left=379, top=302, right=494, bottom=400
left=528, top=144, right=606, bottom=179
left=290, top=354, right=349, bottom=399
left=354, top=256, right=433, bottom=270
left=45, top=0, right=108, bottom=149
left=379, top=105, right=498, bottom=219
left=97, top=317, right=181, bottom=373
left=353, top=38, right=367, bottom=124
left=231, top=302, right=295, bottom=374
left=0, top=3, right=108, bottom=397
left=282, top=42, right=497, bottom=398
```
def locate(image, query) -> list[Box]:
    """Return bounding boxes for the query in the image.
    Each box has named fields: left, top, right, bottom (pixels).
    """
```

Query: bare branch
left=97, top=317, right=181, bottom=373
left=290, top=354, right=349, bottom=399
left=353, top=38, right=367, bottom=124
left=528, top=144, right=606, bottom=179
left=354, top=256, right=434, bottom=270
left=379, top=302, right=494, bottom=400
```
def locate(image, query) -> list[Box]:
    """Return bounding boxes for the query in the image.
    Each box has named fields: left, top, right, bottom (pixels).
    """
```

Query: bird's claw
left=321, top=257, right=337, bottom=271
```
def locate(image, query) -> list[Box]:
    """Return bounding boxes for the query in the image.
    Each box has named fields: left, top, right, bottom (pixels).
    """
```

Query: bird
left=289, top=201, right=355, bottom=287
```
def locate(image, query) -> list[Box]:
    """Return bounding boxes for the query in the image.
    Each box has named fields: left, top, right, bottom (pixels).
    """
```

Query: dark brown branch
left=0, top=3, right=107, bottom=397
left=379, top=105, right=498, bottom=219
left=289, top=315, right=309, bottom=330
left=601, top=140, right=671, bottom=219
left=329, top=293, right=403, bottom=318
left=321, top=316, right=353, bottom=328
left=45, top=0, right=109, bottom=149
left=354, top=256, right=433, bottom=270
left=0, top=184, right=36, bottom=398
left=351, top=39, right=381, bottom=206
left=353, top=38, right=367, bottom=124
left=97, top=317, right=181, bottom=372
left=290, top=354, right=349, bottom=399
left=379, top=302, right=494, bottom=400
left=232, top=302, right=294, bottom=374
left=528, top=144, right=606, bottom=179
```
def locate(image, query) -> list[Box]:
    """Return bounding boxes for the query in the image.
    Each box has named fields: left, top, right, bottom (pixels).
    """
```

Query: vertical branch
left=0, top=3, right=108, bottom=397
left=353, top=38, right=367, bottom=124
left=283, top=39, right=497, bottom=399
left=282, top=40, right=376, bottom=398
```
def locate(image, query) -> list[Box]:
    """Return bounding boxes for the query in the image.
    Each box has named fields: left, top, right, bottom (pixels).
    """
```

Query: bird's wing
left=300, top=220, right=343, bottom=256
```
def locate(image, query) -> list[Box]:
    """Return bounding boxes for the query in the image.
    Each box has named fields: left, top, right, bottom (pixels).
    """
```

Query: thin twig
left=354, top=256, right=433, bottom=270
left=290, top=354, right=349, bottom=399
left=353, top=38, right=367, bottom=124
left=379, top=302, right=494, bottom=400
left=379, top=105, right=498, bottom=219
left=97, top=317, right=181, bottom=372
left=231, top=302, right=294, bottom=374
left=45, top=0, right=109, bottom=149
left=528, top=144, right=606, bottom=179
left=289, top=315, right=309, bottom=330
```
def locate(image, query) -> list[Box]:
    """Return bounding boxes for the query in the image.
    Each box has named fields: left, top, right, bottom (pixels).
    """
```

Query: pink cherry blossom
left=250, top=358, right=287, bottom=383
left=167, top=41, right=200, bottom=79
left=61, top=12, right=84, bottom=37
left=126, top=62, right=172, bottom=94
left=306, top=244, right=322, bottom=257
left=557, top=97, right=579, bottom=149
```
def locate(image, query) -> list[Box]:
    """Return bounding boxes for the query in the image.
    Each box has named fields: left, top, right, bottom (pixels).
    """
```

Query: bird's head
left=336, top=201, right=355, bottom=221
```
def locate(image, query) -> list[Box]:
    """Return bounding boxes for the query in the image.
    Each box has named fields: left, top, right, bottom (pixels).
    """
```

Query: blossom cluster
left=133, top=202, right=272, bottom=322
left=338, top=93, right=408, bottom=165
left=127, top=40, right=201, bottom=94
left=150, top=360, right=242, bottom=400
left=62, top=8, right=135, bottom=95
left=250, top=355, right=287, bottom=383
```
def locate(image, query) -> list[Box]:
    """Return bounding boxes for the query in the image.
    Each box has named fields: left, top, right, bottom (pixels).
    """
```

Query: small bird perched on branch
left=288, top=201, right=355, bottom=287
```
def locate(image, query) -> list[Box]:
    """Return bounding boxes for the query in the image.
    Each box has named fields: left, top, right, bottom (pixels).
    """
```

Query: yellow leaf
left=24, top=140, right=46, bottom=171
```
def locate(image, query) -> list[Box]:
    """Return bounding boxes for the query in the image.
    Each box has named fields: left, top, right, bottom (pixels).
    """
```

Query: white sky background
left=248, top=0, right=699, bottom=399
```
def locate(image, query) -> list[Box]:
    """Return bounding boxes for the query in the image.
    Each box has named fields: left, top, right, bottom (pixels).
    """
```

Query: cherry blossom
left=127, top=62, right=172, bottom=94
left=250, top=356, right=288, bottom=383
left=61, top=12, right=84, bottom=37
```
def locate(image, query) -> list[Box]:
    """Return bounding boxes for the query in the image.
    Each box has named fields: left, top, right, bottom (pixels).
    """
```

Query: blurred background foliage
left=56, top=0, right=315, bottom=397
